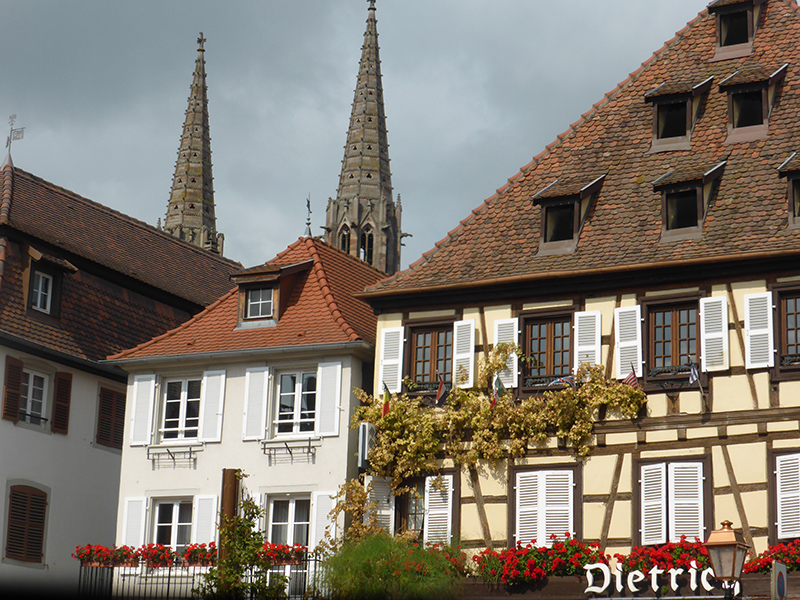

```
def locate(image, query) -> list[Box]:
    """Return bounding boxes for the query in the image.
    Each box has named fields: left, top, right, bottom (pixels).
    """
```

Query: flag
left=435, top=374, right=449, bottom=407
left=688, top=363, right=700, bottom=386
left=491, top=374, right=505, bottom=408
left=551, top=374, right=576, bottom=387
left=381, top=382, right=390, bottom=417
left=622, top=370, right=639, bottom=389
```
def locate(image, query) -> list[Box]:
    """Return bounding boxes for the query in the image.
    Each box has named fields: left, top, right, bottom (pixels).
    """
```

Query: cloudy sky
left=0, top=1, right=709, bottom=270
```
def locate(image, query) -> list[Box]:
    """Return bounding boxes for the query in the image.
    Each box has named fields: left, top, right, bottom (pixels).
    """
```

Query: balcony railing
left=77, top=553, right=328, bottom=599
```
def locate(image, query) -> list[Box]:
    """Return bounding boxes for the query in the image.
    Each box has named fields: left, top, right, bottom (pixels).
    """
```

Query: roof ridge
left=0, top=164, right=12, bottom=225
left=304, top=238, right=360, bottom=342
left=13, top=168, right=241, bottom=269
left=382, top=8, right=710, bottom=286
left=107, top=286, right=238, bottom=360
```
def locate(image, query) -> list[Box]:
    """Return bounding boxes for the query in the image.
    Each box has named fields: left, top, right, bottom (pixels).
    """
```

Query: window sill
left=537, top=239, right=577, bottom=256
left=659, top=227, right=702, bottom=243
left=710, top=43, right=753, bottom=62
left=234, top=318, right=277, bottom=330
left=649, top=138, right=691, bottom=153
left=725, top=124, right=768, bottom=144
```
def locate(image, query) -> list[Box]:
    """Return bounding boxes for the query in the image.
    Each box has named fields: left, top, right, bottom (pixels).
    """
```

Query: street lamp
left=704, top=521, right=750, bottom=600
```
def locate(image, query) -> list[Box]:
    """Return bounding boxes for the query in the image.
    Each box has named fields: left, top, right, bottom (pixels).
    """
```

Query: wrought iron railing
left=77, top=553, right=328, bottom=599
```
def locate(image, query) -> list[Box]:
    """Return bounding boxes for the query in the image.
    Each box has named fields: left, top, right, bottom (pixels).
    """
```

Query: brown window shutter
left=6, top=485, right=47, bottom=562
left=97, top=388, right=126, bottom=449
left=51, top=372, right=72, bottom=434
left=2, top=356, right=23, bottom=423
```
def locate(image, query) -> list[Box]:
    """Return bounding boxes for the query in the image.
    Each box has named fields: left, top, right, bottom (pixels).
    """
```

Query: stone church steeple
left=163, top=33, right=223, bottom=254
left=325, top=0, right=401, bottom=275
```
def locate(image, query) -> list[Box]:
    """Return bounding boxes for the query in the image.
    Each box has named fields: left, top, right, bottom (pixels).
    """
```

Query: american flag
left=622, top=370, right=639, bottom=389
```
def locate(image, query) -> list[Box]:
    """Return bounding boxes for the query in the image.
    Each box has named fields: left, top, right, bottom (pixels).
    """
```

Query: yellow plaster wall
left=773, top=439, right=800, bottom=450
left=686, top=426, right=718, bottom=439
left=780, top=380, right=800, bottom=408
left=608, top=500, right=632, bottom=540
left=482, top=305, right=514, bottom=346
left=712, top=375, right=760, bottom=412
left=583, top=455, right=619, bottom=495
left=521, top=299, right=574, bottom=311
left=768, top=420, right=799, bottom=432
left=724, top=442, right=766, bottom=484
left=641, top=448, right=705, bottom=460
left=584, top=297, right=617, bottom=336
left=483, top=503, right=508, bottom=544
left=727, top=280, right=768, bottom=368
left=605, top=432, right=638, bottom=446
left=681, top=390, right=703, bottom=414
left=646, top=430, right=677, bottom=443
left=713, top=494, right=739, bottom=528
left=583, top=503, right=606, bottom=540
left=407, top=309, right=456, bottom=320
left=476, top=462, right=510, bottom=497
left=741, top=490, right=769, bottom=529
left=726, top=424, right=759, bottom=436
left=617, top=455, right=633, bottom=494
left=645, top=287, right=700, bottom=297
left=712, top=446, right=730, bottom=487
left=646, top=394, right=669, bottom=418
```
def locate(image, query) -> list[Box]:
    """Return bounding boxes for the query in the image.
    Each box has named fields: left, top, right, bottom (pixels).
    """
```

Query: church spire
left=325, top=0, right=401, bottom=274
left=163, top=33, right=223, bottom=254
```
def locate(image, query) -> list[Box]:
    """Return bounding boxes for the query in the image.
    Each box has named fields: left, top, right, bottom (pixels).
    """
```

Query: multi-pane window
left=19, top=369, right=47, bottom=427
left=522, top=316, right=571, bottom=387
left=31, top=272, right=53, bottom=314
left=276, top=372, right=316, bottom=435
left=649, top=304, right=697, bottom=377
left=269, top=497, right=310, bottom=546
left=410, top=327, right=452, bottom=392
left=154, top=500, right=192, bottom=555
left=398, top=479, right=425, bottom=539
left=781, top=293, right=800, bottom=367
left=5, top=485, right=47, bottom=563
left=246, top=288, right=273, bottom=319
left=162, top=378, right=201, bottom=441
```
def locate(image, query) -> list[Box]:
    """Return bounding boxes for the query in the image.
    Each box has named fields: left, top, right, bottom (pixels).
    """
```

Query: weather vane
left=6, top=115, right=24, bottom=150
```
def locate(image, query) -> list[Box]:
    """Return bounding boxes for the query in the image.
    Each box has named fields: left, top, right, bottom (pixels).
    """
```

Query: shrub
left=322, top=532, right=463, bottom=600
left=614, top=537, right=710, bottom=575
left=744, top=539, right=800, bottom=573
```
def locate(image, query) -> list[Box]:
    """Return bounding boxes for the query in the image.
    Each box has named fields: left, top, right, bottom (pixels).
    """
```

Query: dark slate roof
left=361, top=0, right=800, bottom=299
left=0, top=167, right=240, bottom=306
left=110, top=238, right=387, bottom=360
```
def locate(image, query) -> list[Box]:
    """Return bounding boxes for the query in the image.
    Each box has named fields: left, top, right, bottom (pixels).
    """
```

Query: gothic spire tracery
left=163, top=32, right=223, bottom=255
left=325, top=0, right=401, bottom=274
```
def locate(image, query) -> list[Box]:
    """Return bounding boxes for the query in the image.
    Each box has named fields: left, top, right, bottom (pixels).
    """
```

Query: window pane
left=720, top=10, right=749, bottom=46
left=733, top=90, right=764, bottom=128
left=666, top=190, right=698, bottom=230
left=658, top=102, right=687, bottom=139
left=545, top=204, right=575, bottom=242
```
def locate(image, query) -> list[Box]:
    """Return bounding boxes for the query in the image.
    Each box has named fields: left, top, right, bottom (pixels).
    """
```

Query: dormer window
left=709, top=0, right=765, bottom=61
left=246, top=288, right=273, bottom=319
left=532, top=175, right=605, bottom=256
left=777, top=152, right=800, bottom=229
left=721, top=63, right=786, bottom=143
left=654, top=161, right=725, bottom=241
left=645, top=78, right=712, bottom=152
left=31, top=271, right=53, bottom=314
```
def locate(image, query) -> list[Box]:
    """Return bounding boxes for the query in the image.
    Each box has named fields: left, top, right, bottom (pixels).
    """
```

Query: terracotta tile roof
left=362, top=0, right=800, bottom=299
left=0, top=167, right=240, bottom=306
left=109, top=238, right=387, bottom=360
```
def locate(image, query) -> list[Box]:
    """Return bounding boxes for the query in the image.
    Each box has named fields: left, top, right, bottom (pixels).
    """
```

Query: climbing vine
left=354, top=345, right=646, bottom=489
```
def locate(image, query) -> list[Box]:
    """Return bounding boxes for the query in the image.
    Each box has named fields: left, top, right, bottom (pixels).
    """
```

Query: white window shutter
left=640, top=463, right=667, bottom=546
left=615, top=305, right=643, bottom=379
left=378, top=327, right=404, bottom=394
left=130, top=374, right=156, bottom=446
left=543, top=470, right=574, bottom=546
left=364, top=475, right=395, bottom=534
left=122, top=497, right=147, bottom=547
left=700, top=297, right=729, bottom=372
left=311, top=492, right=337, bottom=550
left=777, top=454, right=800, bottom=539
left=494, top=318, right=519, bottom=389
left=424, top=474, right=453, bottom=545
left=317, top=362, right=342, bottom=436
left=242, top=367, right=270, bottom=441
left=193, top=495, right=218, bottom=544
left=668, top=462, right=704, bottom=542
left=574, top=311, right=602, bottom=372
left=199, top=370, right=226, bottom=442
left=745, top=292, right=774, bottom=369
left=453, top=320, right=475, bottom=388
left=516, top=471, right=540, bottom=546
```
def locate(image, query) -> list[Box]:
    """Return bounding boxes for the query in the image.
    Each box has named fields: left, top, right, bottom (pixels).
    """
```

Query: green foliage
left=356, top=346, right=646, bottom=487
left=321, top=532, right=464, bottom=600
left=196, top=471, right=288, bottom=599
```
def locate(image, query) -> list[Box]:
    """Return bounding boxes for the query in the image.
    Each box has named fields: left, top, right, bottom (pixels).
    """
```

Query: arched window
left=359, top=227, right=374, bottom=265
left=339, top=226, right=350, bottom=253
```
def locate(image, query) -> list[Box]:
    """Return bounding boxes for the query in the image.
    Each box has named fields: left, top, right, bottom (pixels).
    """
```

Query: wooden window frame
left=770, top=283, right=800, bottom=382
left=5, top=484, right=48, bottom=563
left=711, top=3, right=757, bottom=61
left=641, top=294, right=704, bottom=389
left=404, top=319, right=455, bottom=396
left=27, top=262, right=62, bottom=320
left=650, top=97, right=692, bottom=152
left=508, top=463, right=582, bottom=547
left=394, top=469, right=460, bottom=543
left=245, top=287, right=274, bottom=320
left=632, top=454, right=712, bottom=547
left=538, top=197, right=580, bottom=255
left=788, top=177, right=800, bottom=230
left=726, top=84, right=769, bottom=142
left=97, top=387, right=126, bottom=449
left=395, top=478, right=426, bottom=540
left=660, top=184, right=703, bottom=240
left=519, top=308, right=574, bottom=392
